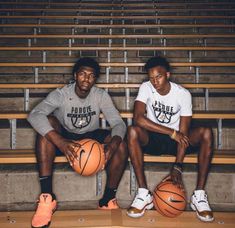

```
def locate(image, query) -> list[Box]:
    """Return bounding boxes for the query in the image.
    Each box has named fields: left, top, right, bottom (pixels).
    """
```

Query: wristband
left=173, top=166, right=182, bottom=174
left=173, top=162, right=183, bottom=170
left=170, top=130, right=177, bottom=139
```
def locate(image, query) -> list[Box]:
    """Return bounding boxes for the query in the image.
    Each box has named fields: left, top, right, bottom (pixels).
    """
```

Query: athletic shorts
left=56, top=127, right=110, bottom=156
left=142, top=131, right=199, bottom=156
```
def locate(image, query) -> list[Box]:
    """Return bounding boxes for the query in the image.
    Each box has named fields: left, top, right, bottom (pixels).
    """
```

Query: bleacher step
left=1, top=210, right=235, bottom=228
left=0, top=164, right=235, bottom=211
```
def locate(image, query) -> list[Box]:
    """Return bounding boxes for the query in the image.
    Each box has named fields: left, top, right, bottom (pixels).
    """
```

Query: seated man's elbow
left=27, top=111, right=37, bottom=126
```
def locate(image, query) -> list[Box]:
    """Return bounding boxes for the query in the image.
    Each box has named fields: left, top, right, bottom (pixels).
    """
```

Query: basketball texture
left=72, top=139, right=105, bottom=176
left=153, top=180, right=187, bottom=217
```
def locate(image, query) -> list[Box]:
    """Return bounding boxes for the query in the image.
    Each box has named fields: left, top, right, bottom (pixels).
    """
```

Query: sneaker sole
left=32, top=222, right=51, bottom=228
left=126, top=202, right=154, bottom=218
left=98, top=200, right=119, bottom=210
left=190, top=203, right=214, bottom=222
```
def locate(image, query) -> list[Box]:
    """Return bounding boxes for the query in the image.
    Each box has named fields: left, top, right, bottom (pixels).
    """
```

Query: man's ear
left=74, top=72, right=77, bottom=79
left=166, top=72, right=171, bottom=79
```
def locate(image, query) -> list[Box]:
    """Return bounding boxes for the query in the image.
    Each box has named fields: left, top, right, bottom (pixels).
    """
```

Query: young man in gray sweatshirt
left=28, top=57, right=128, bottom=228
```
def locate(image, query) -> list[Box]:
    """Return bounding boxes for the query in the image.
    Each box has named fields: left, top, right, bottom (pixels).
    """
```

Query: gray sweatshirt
left=27, top=83, right=126, bottom=139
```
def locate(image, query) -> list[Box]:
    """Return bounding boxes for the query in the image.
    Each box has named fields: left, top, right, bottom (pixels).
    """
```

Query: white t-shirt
left=136, top=81, right=192, bottom=131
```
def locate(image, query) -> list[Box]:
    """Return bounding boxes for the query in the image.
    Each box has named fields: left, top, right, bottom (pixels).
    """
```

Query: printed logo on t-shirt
left=67, top=106, right=96, bottom=128
left=152, top=101, right=174, bottom=123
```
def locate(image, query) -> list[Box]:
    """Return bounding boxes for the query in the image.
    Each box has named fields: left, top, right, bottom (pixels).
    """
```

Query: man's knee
left=201, top=127, right=213, bottom=144
left=36, top=116, right=61, bottom=142
left=36, top=116, right=61, bottom=150
left=199, top=127, right=213, bottom=157
left=127, top=125, right=140, bottom=141
left=118, top=140, right=128, bottom=157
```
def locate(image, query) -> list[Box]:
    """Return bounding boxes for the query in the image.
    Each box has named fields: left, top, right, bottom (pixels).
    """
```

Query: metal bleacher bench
left=1, top=1, right=235, bottom=6
left=0, top=111, right=234, bottom=165
left=0, top=111, right=235, bottom=164
left=0, top=83, right=235, bottom=165
left=1, top=8, right=235, bottom=13
left=0, top=23, right=235, bottom=29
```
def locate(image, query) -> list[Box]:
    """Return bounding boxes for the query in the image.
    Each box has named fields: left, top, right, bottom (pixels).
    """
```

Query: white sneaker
left=127, top=188, right=154, bottom=218
left=190, top=190, right=214, bottom=222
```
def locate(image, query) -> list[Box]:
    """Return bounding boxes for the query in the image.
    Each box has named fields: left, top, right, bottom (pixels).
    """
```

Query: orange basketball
left=72, top=139, right=105, bottom=176
left=153, top=180, right=187, bottom=218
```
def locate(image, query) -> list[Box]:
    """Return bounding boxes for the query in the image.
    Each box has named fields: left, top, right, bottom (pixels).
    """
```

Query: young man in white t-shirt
left=126, top=56, right=214, bottom=222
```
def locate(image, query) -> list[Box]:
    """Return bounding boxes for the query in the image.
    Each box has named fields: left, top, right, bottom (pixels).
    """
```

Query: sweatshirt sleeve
left=100, top=91, right=126, bottom=140
left=27, top=88, right=63, bottom=136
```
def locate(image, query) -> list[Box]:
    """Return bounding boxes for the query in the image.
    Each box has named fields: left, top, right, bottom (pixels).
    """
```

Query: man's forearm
left=135, top=115, right=174, bottom=137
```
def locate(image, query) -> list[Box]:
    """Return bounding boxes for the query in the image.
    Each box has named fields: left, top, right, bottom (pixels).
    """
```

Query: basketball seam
left=157, top=182, right=172, bottom=189
left=92, top=142, right=102, bottom=175
left=156, top=182, right=186, bottom=201
left=153, top=197, right=167, bottom=216
left=157, top=188, right=186, bottom=201
left=154, top=189, right=185, bottom=212
left=80, top=139, right=92, bottom=146
left=80, top=142, right=95, bottom=175
left=165, top=208, right=178, bottom=216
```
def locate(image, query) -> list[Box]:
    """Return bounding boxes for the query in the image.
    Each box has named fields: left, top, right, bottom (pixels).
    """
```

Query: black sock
left=39, top=176, right=56, bottom=200
left=99, top=187, right=117, bottom=207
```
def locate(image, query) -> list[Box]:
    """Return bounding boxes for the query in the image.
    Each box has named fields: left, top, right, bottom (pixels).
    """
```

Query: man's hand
left=45, top=130, right=82, bottom=166
left=161, top=174, right=172, bottom=183
left=104, top=139, right=119, bottom=163
left=170, top=165, right=184, bottom=189
left=104, top=143, right=114, bottom=164
left=103, top=135, right=122, bottom=164
left=174, top=131, right=190, bottom=148
left=58, top=139, right=81, bottom=166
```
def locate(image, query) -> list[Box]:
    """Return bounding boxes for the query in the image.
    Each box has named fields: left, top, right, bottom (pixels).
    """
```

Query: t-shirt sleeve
left=135, top=83, right=149, bottom=104
left=179, top=89, right=192, bottom=116
left=27, top=88, right=63, bottom=136
left=100, top=90, right=126, bottom=139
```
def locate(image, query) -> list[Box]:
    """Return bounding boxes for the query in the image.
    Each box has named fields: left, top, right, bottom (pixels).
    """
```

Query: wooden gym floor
left=0, top=210, right=235, bottom=228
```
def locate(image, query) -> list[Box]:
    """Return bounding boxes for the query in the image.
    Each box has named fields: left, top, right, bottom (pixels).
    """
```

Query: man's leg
left=126, top=126, right=153, bottom=218
left=189, top=127, right=213, bottom=189
left=189, top=127, right=214, bottom=222
left=105, top=140, right=128, bottom=188
left=32, top=116, right=61, bottom=228
left=99, top=137, right=129, bottom=209
left=127, top=125, right=149, bottom=188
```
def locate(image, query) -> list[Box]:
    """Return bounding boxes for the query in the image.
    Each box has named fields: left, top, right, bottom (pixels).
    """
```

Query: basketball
left=153, top=180, right=187, bottom=218
left=72, top=139, right=105, bottom=176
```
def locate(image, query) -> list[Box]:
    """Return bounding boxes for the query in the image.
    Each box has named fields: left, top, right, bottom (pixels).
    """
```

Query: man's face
left=74, top=66, right=96, bottom=94
left=148, top=65, right=170, bottom=91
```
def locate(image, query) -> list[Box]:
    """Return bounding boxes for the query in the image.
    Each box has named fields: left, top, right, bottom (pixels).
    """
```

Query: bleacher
left=0, top=0, right=235, bottom=226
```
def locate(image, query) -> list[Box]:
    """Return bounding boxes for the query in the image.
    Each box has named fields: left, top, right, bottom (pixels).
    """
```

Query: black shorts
left=56, top=128, right=110, bottom=156
left=142, top=131, right=199, bottom=156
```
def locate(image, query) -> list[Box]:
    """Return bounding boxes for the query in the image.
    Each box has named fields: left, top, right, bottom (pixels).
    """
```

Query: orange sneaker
left=98, top=198, right=119, bottom=210
left=31, top=193, right=57, bottom=228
